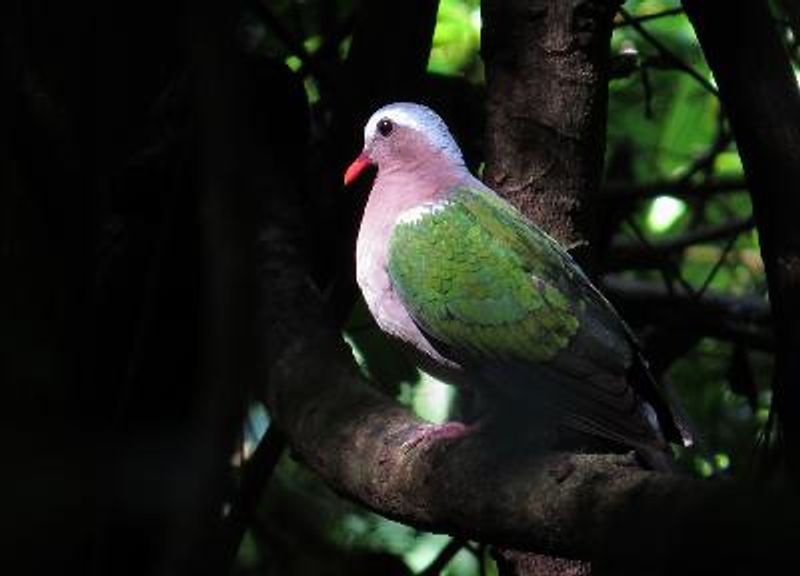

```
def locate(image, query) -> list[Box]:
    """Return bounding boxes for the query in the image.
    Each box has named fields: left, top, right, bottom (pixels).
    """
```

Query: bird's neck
left=364, top=162, right=459, bottom=233
left=356, top=156, right=468, bottom=285
left=372, top=153, right=466, bottom=211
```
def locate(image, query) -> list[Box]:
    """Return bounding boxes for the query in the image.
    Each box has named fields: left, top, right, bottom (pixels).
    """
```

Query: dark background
left=3, top=1, right=800, bottom=574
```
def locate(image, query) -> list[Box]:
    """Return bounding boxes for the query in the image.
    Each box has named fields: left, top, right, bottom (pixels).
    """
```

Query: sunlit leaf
left=646, top=195, right=687, bottom=232
left=428, top=0, right=481, bottom=76
left=412, top=372, right=455, bottom=424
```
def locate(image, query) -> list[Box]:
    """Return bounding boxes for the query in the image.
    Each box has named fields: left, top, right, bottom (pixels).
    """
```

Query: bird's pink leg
left=400, top=420, right=477, bottom=452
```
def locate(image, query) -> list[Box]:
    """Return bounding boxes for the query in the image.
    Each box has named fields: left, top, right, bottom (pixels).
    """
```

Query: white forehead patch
left=364, top=102, right=464, bottom=165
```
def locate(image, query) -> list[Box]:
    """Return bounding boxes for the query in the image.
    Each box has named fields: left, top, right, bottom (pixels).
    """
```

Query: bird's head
left=344, top=102, right=465, bottom=186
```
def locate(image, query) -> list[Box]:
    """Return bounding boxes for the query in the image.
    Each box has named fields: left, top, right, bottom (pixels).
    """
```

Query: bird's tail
left=628, top=349, right=695, bottom=449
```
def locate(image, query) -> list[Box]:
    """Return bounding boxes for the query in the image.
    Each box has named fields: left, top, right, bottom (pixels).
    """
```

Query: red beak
left=344, top=154, right=373, bottom=187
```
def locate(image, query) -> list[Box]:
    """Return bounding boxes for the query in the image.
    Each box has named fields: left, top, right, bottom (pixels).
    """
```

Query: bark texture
left=482, top=0, right=620, bottom=261
left=683, top=0, right=800, bottom=475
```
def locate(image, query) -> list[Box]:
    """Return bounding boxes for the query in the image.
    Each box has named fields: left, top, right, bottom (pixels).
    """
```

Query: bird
left=344, top=102, right=690, bottom=469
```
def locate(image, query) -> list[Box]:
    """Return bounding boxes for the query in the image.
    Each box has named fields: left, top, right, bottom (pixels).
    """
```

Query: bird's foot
left=401, top=420, right=472, bottom=452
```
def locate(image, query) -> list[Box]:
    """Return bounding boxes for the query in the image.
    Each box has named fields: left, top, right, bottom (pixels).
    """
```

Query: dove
left=346, top=102, right=689, bottom=468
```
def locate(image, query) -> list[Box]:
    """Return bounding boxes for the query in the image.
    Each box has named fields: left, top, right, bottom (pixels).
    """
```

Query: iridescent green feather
left=388, top=186, right=582, bottom=363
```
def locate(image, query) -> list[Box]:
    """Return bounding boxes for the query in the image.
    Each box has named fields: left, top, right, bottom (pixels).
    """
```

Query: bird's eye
left=377, top=118, right=394, bottom=137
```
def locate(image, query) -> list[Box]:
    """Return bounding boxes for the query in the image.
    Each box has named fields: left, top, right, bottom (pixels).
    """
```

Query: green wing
left=389, top=186, right=595, bottom=364
left=387, top=185, right=685, bottom=453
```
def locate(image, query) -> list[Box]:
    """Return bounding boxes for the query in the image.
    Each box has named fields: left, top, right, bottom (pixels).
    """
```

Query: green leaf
left=428, top=0, right=481, bottom=76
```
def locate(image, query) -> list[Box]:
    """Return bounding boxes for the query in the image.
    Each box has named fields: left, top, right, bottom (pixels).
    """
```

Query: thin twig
left=253, top=0, right=310, bottom=64
left=218, top=425, right=286, bottom=571
left=603, top=276, right=773, bottom=351
left=296, top=10, right=357, bottom=78
left=640, top=65, right=654, bottom=118
left=611, top=216, right=754, bottom=261
left=677, top=131, right=734, bottom=185
left=601, top=178, right=747, bottom=201
left=418, top=538, right=467, bottom=576
left=624, top=216, right=697, bottom=296
left=619, top=9, right=719, bottom=97
left=695, top=231, right=741, bottom=298
left=252, top=0, right=333, bottom=89
left=615, top=7, right=685, bottom=28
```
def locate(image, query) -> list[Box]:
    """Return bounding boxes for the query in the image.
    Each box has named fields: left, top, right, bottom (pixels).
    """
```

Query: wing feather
left=387, top=186, right=680, bottom=452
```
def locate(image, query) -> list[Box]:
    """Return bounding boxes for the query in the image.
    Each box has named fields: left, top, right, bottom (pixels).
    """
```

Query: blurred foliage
left=239, top=0, right=792, bottom=573
left=606, top=0, right=778, bottom=481
left=427, top=0, right=482, bottom=80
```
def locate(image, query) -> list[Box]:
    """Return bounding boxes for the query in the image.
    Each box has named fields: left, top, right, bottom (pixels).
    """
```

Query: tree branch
left=419, top=538, right=468, bottom=576
left=600, top=177, right=747, bottom=201
left=606, top=216, right=755, bottom=271
left=603, top=276, right=772, bottom=352
left=217, top=426, right=286, bottom=570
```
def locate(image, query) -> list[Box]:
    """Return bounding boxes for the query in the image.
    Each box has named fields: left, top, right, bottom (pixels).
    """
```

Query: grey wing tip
left=674, top=413, right=696, bottom=448
left=630, top=349, right=696, bottom=448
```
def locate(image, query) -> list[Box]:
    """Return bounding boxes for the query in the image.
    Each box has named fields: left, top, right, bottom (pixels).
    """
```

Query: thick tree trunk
left=482, top=0, right=620, bottom=266
left=683, top=0, right=800, bottom=477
